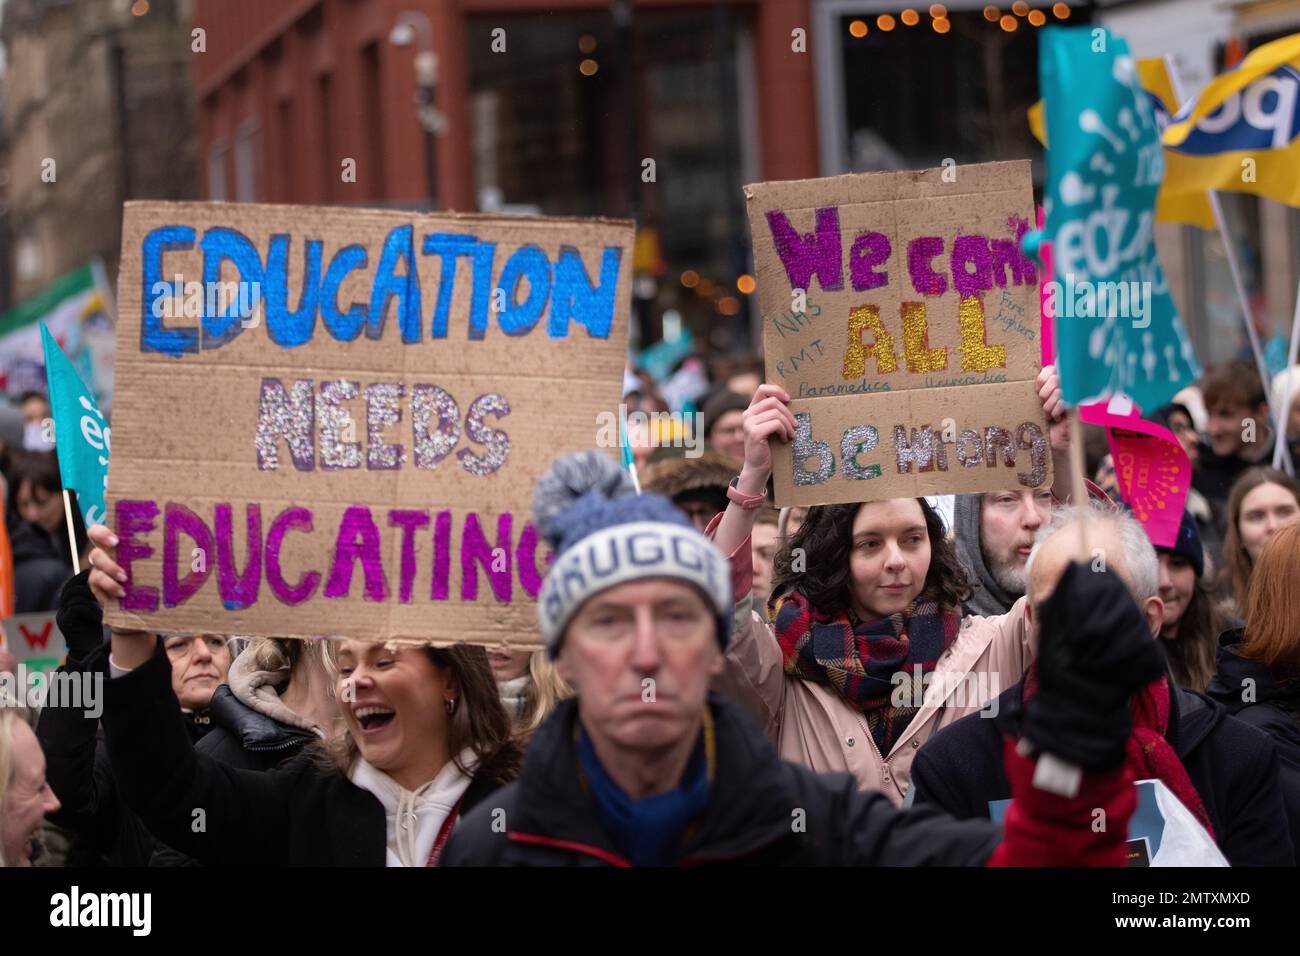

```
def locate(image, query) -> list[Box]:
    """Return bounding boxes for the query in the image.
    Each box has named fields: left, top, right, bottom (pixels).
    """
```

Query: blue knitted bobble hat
left=532, top=450, right=733, bottom=658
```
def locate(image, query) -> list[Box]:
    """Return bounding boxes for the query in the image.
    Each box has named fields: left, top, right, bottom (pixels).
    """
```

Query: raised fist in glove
left=1024, top=562, right=1166, bottom=771
left=56, top=569, right=106, bottom=664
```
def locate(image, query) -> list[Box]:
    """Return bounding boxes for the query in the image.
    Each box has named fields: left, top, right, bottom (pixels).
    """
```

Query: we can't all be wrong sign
left=747, top=160, right=1052, bottom=507
left=105, top=202, right=632, bottom=647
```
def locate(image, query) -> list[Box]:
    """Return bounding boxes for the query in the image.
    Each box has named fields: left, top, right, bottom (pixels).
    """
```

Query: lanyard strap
left=425, top=797, right=464, bottom=867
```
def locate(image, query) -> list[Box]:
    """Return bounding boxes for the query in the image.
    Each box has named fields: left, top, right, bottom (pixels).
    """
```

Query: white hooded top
left=349, top=748, right=477, bottom=867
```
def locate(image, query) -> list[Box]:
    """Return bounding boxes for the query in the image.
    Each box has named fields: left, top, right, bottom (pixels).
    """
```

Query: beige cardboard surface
left=771, top=384, right=1052, bottom=506
left=746, top=161, right=1050, bottom=506
left=105, top=202, right=633, bottom=647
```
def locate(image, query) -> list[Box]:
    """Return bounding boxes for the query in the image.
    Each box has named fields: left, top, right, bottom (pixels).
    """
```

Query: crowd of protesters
left=2, top=350, right=1300, bottom=868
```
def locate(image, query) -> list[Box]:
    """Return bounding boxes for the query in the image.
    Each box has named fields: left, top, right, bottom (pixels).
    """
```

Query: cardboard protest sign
left=106, top=202, right=632, bottom=647
left=1, top=612, right=66, bottom=674
left=746, top=160, right=1051, bottom=507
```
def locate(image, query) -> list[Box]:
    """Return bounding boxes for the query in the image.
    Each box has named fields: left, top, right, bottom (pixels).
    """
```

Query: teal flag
left=1040, top=27, right=1200, bottom=412
left=40, top=323, right=110, bottom=527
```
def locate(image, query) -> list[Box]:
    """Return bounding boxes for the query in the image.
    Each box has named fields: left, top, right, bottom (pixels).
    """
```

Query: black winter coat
left=1205, top=630, right=1300, bottom=858
left=196, top=684, right=317, bottom=773
left=10, top=519, right=72, bottom=614
left=35, top=644, right=210, bottom=866
left=102, top=639, right=506, bottom=866
left=442, top=694, right=1003, bottom=867
left=911, top=677, right=1295, bottom=866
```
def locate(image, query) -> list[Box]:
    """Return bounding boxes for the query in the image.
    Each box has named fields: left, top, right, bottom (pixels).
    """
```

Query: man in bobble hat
left=444, top=450, right=1164, bottom=867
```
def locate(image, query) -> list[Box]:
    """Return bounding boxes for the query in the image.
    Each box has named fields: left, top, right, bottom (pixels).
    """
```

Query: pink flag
left=1078, top=405, right=1191, bottom=547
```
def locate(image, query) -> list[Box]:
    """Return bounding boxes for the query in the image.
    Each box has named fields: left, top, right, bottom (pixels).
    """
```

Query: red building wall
left=192, top=0, right=818, bottom=211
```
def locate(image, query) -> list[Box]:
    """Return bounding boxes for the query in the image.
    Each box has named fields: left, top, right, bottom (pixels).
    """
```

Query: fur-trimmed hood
left=642, top=452, right=741, bottom=500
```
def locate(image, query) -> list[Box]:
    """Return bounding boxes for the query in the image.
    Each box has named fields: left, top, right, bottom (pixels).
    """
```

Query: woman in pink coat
left=709, top=369, right=1072, bottom=804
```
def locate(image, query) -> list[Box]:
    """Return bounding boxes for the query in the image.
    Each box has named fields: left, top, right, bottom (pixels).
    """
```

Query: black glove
left=1023, top=562, right=1166, bottom=772
left=56, top=569, right=106, bottom=663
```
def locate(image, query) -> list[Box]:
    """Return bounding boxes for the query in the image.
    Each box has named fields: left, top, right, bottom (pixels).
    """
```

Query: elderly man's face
left=1025, top=522, right=1164, bottom=648
left=559, top=577, right=721, bottom=756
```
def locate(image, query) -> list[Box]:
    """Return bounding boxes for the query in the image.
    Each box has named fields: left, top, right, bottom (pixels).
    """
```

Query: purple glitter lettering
left=115, top=500, right=161, bottom=612
left=907, top=237, right=947, bottom=296
left=265, top=507, right=320, bottom=605
left=765, top=207, right=844, bottom=293
left=163, top=502, right=213, bottom=608
left=324, top=506, right=387, bottom=602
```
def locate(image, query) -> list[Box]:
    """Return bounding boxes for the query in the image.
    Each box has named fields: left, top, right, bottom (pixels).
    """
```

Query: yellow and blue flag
left=1161, top=32, right=1300, bottom=208
left=1029, top=59, right=1216, bottom=229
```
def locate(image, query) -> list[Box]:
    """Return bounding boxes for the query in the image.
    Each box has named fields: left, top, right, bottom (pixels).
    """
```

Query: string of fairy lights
left=849, top=2, right=1073, bottom=36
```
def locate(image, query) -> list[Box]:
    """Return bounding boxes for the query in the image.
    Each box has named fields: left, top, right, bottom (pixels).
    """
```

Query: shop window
left=233, top=119, right=260, bottom=202
left=206, top=137, right=229, bottom=201
left=465, top=9, right=756, bottom=349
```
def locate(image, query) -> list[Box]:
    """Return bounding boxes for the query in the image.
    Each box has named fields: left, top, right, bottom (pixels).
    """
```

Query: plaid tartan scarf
left=772, top=588, right=963, bottom=755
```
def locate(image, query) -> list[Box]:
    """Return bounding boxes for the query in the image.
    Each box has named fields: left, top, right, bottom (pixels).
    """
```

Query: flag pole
left=62, top=489, right=81, bottom=575
left=1068, top=414, right=1090, bottom=558
left=1273, top=282, right=1300, bottom=469
left=619, top=407, right=642, bottom=494
left=1165, top=56, right=1293, bottom=477
left=1202, top=191, right=1288, bottom=471
left=1044, top=240, right=1091, bottom=559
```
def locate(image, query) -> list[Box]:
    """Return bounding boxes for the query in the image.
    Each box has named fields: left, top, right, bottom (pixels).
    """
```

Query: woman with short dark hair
left=6, top=450, right=84, bottom=613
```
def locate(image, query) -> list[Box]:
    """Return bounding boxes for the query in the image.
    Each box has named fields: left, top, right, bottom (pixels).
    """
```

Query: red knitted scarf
left=1023, top=666, right=1216, bottom=840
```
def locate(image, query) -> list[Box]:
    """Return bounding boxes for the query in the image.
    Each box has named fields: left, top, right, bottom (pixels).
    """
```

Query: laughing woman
left=709, top=371, right=1072, bottom=804
left=82, top=524, right=520, bottom=866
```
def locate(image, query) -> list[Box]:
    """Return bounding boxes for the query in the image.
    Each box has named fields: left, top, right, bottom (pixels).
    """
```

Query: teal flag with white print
left=1040, top=26, right=1200, bottom=412
left=40, top=322, right=111, bottom=527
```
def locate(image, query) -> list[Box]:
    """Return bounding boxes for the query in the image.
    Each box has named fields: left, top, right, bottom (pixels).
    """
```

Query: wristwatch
left=726, top=476, right=768, bottom=510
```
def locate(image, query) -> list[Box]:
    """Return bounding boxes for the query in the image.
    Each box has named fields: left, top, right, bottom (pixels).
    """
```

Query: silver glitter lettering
left=895, top=425, right=934, bottom=474
left=840, top=425, right=880, bottom=480
left=319, top=380, right=362, bottom=470
left=984, top=426, right=1015, bottom=467
left=792, top=412, right=834, bottom=485
left=256, top=377, right=314, bottom=471
left=956, top=429, right=983, bottom=468
left=1016, top=421, right=1049, bottom=488
left=364, top=383, right=405, bottom=470
left=411, top=385, right=461, bottom=470
left=457, top=393, right=511, bottom=477
left=924, top=428, right=948, bottom=473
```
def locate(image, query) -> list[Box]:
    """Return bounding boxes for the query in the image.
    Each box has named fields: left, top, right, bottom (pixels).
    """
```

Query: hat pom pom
left=533, top=450, right=634, bottom=549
